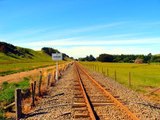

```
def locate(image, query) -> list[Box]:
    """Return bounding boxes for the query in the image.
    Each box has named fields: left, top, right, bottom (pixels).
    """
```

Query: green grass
left=0, top=77, right=30, bottom=119
left=81, top=62, right=160, bottom=93
left=0, top=50, right=51, bottom=63
left=0, top=109, right=5, bottom=120
left=0, top=49, right=53, bottom=64
left=0, top=77, right=30, bottom=104
left=0, top=51, right=66, bottom=76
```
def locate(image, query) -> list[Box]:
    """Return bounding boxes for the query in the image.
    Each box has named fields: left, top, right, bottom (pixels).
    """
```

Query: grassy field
left=81, top=62, right=160, bottom=94
left=0, top=49, right=52, bottom=63
left=0, top=51, right=66, bottom=76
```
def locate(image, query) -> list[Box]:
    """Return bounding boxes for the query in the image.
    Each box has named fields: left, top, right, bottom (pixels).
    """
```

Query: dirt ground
left=0, top=66, right=55, bottom=84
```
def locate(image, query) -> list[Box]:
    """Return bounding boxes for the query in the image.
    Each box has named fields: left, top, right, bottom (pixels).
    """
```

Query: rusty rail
left=75, top=62, right=139, bottom=120
left=74, top=63, right=96, bottom=120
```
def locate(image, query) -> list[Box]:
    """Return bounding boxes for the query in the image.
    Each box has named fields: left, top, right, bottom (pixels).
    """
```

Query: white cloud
left=1, top=22, right=124, bottom=41
left=59, top=46, right=106, bottom=58
left=58, top=46, right=159, bottom=59
left=25, top=37, right=160, bottom=47
left=61, top=22, right=124, bottom=34
left=9, top=35, right=160, bottom=58
left=3, top=36, right=159, bottom=58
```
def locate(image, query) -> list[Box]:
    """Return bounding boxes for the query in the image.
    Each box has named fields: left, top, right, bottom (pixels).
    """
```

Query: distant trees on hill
left=0, top=42, right=33, bottom=58
left=78, top=55, right=96, bottom=61
left=41, top=47, right=59, bottom=56
left=97, top=54, right=113, bottom=62
left=0, top=42, right=71, bottom=61
left=78, top=53, right=160, bottom=63
left=97, top=53, right=155, bottom=63
left=41, top=47, right=70, bottom=60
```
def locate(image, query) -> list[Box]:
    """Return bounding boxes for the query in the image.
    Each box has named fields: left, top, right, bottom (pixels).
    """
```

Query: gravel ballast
left=23, top=65, right=74, bottom=120
left=22, top=64, right=160, bottom=120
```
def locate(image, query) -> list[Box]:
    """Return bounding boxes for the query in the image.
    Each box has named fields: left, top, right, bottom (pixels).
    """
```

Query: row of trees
left=78, top=53, right=160, bottom=63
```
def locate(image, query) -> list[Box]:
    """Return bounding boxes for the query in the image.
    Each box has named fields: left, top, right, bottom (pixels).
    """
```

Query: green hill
left=0, top=42, right=54, bottom=63
left=0, top=42, right=69, bottom=76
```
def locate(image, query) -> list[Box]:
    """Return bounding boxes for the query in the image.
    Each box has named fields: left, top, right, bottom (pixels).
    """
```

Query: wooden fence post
left=47, top=73, right=51, bottom=88
left=15, top=88, right=22, bottom=120
left=38, top=71, right=42, bottom=97
left=51, top=71, right=56, bottom=86
left=129, top=72, right=131, bottom=86
left=62, top=65, right=65, bottom=72
left=107, top=69, right=109, bottom=76
left=60, top=69, right=62, bottom=76
left=58, top=69, right=61, bottom=79
left=54, top=71, right=56, bottom=82
left=50, top=74, right=54, bottom=86
left=102, top=68, right=105, bottom=75
left=115, top=70, right=117, bottom=81
left=31, top=81, right=36, bottom=107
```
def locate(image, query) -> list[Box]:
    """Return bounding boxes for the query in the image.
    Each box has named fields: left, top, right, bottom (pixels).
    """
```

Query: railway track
left=72, top=62, right=139, bottom=120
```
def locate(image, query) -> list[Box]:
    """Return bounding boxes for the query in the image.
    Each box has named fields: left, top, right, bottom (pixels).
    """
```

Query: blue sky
left=0, top=0, right=160, bottom=58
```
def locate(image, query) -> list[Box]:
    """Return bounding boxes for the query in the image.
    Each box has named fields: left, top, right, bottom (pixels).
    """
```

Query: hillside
left=0, top=42, right=64, bottom=63
left=0, top=42, right=70, bottom=76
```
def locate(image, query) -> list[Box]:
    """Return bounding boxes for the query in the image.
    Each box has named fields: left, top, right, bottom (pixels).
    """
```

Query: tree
left=78, top=54, right=96, bottom=61
left=151, top=55, right=160, bottom=62
left=62, top=53, right=69, bottom=60
left=87, top=55, right=96, bottom=61
left=146, top=53, right=152, bottom=64
left=97, top=54, right=113, bottom=62
left=41, top=47, right=59, bottom=56
left=113, top=55, right=121, bottom=62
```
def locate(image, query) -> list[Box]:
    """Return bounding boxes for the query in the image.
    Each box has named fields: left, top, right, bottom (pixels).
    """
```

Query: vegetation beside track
left=0, top=77, right=30, bottom=119
left=0, top=77, right=30, bottom=104
left=81, top=62, right=160, bottom=95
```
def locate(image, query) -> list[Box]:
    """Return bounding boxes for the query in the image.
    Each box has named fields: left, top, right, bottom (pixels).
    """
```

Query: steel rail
left=76, top=62, right=139, bottom=120
left=74, top=63, right=96, bottom=120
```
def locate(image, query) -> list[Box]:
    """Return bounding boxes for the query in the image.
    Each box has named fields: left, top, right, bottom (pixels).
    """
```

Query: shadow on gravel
left=24, top=112, right=48, bottom=118
left=138, top=103, right=160, bottom=109
left=34, top=104, right=69, bottom=112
